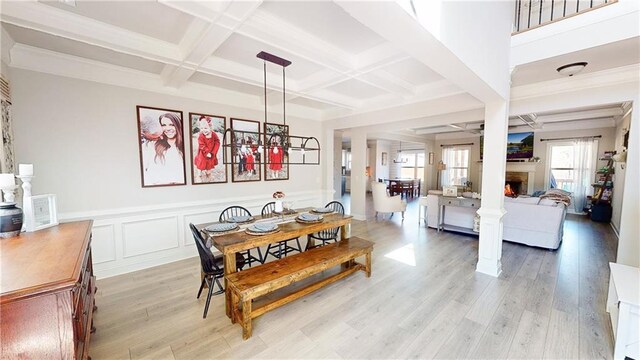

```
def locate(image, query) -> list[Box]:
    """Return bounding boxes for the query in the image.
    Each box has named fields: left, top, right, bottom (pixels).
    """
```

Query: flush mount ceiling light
left=556, top=62, right=588, bottom=77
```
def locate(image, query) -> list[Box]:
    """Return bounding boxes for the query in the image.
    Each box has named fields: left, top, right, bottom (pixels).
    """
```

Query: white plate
left=227, top=215, right=253, bottom=223
left=247, top=223, right=278, bottom=233
left=312, top=207, right=333, bottom=213
left=298, top=214, right=322, bottom=222
left=205, top=223, right=238, bottom=232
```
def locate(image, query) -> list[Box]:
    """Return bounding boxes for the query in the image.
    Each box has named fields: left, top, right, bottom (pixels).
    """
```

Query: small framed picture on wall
left=381, top=152, right=388, bottom=166
left=188, top=113, right=227, bottom=185
left=230, top=118, right=261, bottom=182
left=136, top=106, right=186, bottom=187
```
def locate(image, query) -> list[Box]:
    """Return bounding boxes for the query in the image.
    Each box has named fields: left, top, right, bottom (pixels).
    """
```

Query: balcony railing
left=513, top=0, right=618, bottom=33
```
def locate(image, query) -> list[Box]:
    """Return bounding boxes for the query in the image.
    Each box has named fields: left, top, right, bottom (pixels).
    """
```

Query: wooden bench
left=226, top=236, right=373, bottom=339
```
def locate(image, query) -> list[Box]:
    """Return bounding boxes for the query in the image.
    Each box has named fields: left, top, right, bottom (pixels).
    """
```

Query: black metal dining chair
left=189, top=223, right=246, bottom=319
left=219, top=206, right=263, bottom=267
left=305, top=201, right=345, bottom=250
left=261, top=202, right=302, bottom=261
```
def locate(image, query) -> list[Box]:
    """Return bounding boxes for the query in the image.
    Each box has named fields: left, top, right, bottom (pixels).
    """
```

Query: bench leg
left=231, top=290, right=239, bottom=324
left=365, top=251, right=372, bottom=278
left=241, top=299, right=252, bottom=340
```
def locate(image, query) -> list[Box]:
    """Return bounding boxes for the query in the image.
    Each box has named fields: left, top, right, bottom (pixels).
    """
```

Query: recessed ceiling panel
left=381, top=58, right=444, bottom=86
left=213, top=33, right=322, bottom=81
left=189, top=72, right=264, bottom=96
left=40, top=0, right=193, bottom=44
left=288, top=96, right=336, bottom=110
left=4, top=24, right=165, bottom=74
left=512, top=38, right=640, bottom=87
left=259, top=1, right=385, bottom=54
left=325, top=78, right=388, bottom=100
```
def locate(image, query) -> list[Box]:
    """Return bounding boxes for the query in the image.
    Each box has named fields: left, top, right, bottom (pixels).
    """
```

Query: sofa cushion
left=504, top=196, right=540, bottom=205
left=539, top=198, right=559, bottom=206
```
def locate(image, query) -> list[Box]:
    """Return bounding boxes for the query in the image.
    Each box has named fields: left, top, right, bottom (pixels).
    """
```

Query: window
left=441, top=146, right=470, bottom=187
left=545, top=139, right=598, bottom=212
left=399, top=152, right=425, bottom=181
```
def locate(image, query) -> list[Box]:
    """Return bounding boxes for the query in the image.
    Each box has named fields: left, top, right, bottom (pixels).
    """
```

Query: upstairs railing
left=513, top=0, right=618, bottom=33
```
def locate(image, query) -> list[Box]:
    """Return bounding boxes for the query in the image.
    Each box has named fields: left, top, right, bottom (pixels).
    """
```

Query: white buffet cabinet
left=607, top=262, right=639, bottom=360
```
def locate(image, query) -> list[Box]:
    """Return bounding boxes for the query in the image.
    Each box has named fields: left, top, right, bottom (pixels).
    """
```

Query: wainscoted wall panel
left=122, top=216, right=180, bottom=258
left=91, top=224, right=116, bottom=264
left=61, top=190, right=330, bottom=279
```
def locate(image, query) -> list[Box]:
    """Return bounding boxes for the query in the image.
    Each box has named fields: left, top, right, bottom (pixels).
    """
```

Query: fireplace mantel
left=479, top=161, right=539, bottom=195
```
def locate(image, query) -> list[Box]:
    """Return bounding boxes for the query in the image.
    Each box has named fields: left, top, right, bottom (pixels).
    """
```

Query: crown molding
left=9, top=44, right=323, bottom=121
left=511, top=64, right=640, bottom=101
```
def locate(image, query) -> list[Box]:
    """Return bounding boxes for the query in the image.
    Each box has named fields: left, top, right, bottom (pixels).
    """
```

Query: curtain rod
left=539, top=135, right=601, bottom=142
left=440, top=143, right=474, bottom=147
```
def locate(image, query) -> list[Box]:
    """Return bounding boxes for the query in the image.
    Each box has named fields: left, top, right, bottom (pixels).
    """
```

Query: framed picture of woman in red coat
left=264, top=123, right=289, bottom=181
left=230, top=118, right=261, bottom=182
left=188, top=113, right=227, bottom=184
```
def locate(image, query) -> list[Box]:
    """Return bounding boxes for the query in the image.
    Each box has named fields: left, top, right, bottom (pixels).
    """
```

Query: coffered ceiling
left=0, top=0, right=458, bottom=123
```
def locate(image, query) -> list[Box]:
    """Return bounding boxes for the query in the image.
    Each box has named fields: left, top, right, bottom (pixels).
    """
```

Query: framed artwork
left=24, top=194, right=58, bottom=232
left=264, top=123, right=289, bottom=181
left=230, top=118, right=261, bottom=182
left=137, top=106, right=186, bottom=187
left=381, top=152, right=388, bottom=166
left=188, top=113, right=227, bottom=185
left=429, top=152, right=435, bottom=165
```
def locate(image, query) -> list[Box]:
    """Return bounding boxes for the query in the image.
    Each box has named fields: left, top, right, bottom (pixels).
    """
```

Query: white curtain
left=572, top=139, right=594, bottom=212
left=441, top=146, right=454, bottom=187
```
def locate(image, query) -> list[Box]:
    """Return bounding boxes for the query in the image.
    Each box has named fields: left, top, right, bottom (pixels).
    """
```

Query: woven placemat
left=245, top=228, right=280, bottom=236
left=204, top=228, right=241, bottom=237
left=295, top=218, right=324, bottom=224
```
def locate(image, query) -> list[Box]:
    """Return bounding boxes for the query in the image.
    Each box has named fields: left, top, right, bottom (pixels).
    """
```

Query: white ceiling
left=0, top=0, right=636, bottom=141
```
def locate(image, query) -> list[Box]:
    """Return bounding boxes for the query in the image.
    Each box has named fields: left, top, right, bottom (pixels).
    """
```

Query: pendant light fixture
left=393, top=141, right=408, bottom=164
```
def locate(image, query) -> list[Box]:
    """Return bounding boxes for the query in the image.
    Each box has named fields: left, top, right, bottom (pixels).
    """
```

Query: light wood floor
left=89, top=199, right=617, bottom=359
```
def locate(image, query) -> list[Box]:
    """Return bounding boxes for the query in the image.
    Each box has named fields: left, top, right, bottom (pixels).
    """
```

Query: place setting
left=224, top=215, right=255, bottom=224
left=202, top=222, right=240, bottom=236
left=245, top=222, right=279, bottom=236
left=310, top=206, right=333, bottom=215
left=295, top=213, right=323, bottom=224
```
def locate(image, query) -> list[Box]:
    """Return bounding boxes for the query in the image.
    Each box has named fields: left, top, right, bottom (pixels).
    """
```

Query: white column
left=477, top=101, right=509, bottom=277
left=616, top=96, right=640, bottom=267
left=350, top=131, right=367, bottom=220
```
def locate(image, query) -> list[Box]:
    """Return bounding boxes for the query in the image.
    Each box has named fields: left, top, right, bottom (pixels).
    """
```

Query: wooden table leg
left=365, top=251, right=372, bottom=277
left=241, top=299, right=252, bottom=340
left=340, top=223, right=350, bottom=240
left=223, top=252, right=237, bottom=319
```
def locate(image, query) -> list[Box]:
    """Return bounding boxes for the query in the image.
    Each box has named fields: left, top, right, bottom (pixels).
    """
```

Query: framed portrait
left=230, top=118, right=261, bottom=182
left=188, top=113, right=227, bottom=185
left=264, top=123, right=289, bottom=181
left=381, top=152, right=388, bottom=166
left=136, top=106, right=186, bottom=187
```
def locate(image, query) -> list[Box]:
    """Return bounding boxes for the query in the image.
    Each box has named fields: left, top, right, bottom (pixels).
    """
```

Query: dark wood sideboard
left=1, top=220, right=96, bottom=359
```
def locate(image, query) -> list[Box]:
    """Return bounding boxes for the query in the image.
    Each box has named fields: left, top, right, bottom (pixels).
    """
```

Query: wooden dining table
left=196, top=209, right=353, bottom=319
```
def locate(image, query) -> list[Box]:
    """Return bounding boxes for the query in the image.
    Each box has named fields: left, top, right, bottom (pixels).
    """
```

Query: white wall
left=11, top=69, right=325, bottom=277
left=375, top=140, right=390, bottom=181
left=611, top=112, right=631, bottom=232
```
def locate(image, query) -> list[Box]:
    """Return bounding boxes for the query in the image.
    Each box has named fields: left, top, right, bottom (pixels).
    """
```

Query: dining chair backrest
left=315, top=201, right=344, bottom=240
left=261, top=202, right=276, bottom=216
left=189, top=223, right=221, bottom=274
left=219, top=206, right=252, bottom=222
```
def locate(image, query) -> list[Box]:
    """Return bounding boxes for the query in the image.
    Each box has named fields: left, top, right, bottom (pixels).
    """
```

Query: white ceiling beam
left=0, top=1, right=181, bottom=63
left=161, top=1, right=262, bottom=89
left=535, top=108, right=623, bottom=123
left=414, top=126, right=460, bottom=135
left=335, top=1, right=503, bottom=104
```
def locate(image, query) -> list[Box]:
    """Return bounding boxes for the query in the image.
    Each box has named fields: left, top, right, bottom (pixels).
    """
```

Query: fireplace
left=505, top=171, right=528, bottom=196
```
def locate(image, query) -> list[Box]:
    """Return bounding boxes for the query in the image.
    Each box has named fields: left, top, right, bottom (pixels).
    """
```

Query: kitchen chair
left=219, top=206, right=263, bottom=267
left=189, top=223, right=246, bottom=319
left=261, top=202, right=302, bottom=261
left=305, top=201, right=344, bottom=250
